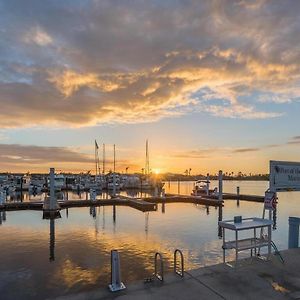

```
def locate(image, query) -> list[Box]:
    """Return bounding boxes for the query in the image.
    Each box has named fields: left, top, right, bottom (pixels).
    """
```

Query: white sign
left=270, top=160, right=300, bottom=191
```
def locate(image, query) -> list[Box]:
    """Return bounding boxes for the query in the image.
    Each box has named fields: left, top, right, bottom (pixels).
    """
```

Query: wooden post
left=218, top=170, right=223, bottom=202
left=49, top=168, right=56, bottom=210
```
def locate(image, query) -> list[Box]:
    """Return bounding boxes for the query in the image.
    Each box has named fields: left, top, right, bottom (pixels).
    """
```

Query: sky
left=0, top=0, right=299, bottom=174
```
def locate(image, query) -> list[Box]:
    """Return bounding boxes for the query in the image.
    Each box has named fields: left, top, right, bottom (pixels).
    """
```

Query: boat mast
left=95, top=140, right=99, bottom=176
left=102, top=143, right=105, bottom=175
left=113, top=144, right=116, bottom=197
left=145, top=139, right=150, bottom=175
left=113, top=144, right=116, bottom=173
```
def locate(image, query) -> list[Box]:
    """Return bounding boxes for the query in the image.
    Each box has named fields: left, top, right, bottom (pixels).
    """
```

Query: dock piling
left=237, top=186, right=240, bottom=206
left=218, top=170, right=223, bottom=202
left=206, top=173, right=210, bottom=196
left=49, top=168, right=56, bottom=210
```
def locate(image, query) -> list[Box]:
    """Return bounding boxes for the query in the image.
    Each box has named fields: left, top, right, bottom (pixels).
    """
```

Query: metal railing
left=174, top=249, right=184, bottom=277
left=154, top=252, right=164, bottom=281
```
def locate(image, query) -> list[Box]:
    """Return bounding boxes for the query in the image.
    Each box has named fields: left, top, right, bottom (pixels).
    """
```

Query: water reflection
left=0, top=181, right=298, bottom=300
left=218, top=205, right=223, bottom=238
left=145, top=212, right=149, bottom=235
left=0, top=211, right=6, bottom=225
left=4, top=189, right=155, bottom=203
left=49, top=218, right=55, bottom=261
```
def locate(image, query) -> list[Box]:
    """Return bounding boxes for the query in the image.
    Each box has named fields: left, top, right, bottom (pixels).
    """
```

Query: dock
left=46, top=248, right=300, bottom=300
left=0, top=194, right=223, bottom=213
left=216, top=193, right=264, bottom=202
left=144, top=195, right=222, bottom=206
left=166, top=193, right=264, bottom=202
left=0, top=198, right=157, bottom=213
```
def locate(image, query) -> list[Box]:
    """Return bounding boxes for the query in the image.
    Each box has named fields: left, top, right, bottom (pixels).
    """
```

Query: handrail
left=271, top=241, right=284, bottom=264
left=154, top=252, right=164, bottom=281
left=174, top=249, right=184, bottom=277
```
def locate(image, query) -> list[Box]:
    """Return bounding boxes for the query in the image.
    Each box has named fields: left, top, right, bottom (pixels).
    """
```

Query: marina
left=0, top=178, right=299, bottom=299
left=1, top=1, right=300, bottom=299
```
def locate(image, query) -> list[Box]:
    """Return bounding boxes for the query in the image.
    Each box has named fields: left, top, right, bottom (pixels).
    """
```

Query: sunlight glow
left=153, top=168, right=161, bottom=175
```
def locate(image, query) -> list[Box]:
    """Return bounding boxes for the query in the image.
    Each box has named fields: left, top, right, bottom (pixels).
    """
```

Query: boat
left=191, top=180, right=215, bottom=196
left=48, top=174, right=65, bottom=191
left=16, top=174, right=31, bottom=190
left=106, top=173, right=121, bottom=190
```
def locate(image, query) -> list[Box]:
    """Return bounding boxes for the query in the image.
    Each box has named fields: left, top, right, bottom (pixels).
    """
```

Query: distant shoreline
left=161, top=175, right=269, bottom=182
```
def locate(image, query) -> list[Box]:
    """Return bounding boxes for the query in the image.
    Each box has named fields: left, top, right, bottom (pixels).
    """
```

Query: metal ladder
left=174, top=249, right=184, bottom=277
left=144, top=250, right=185, bottom=284
left=154, top=252, right=164, bottom=281
left=144, top=252, right=164, bottom=283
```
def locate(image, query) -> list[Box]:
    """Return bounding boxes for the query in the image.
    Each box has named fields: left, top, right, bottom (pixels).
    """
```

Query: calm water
left=1, top=180, right=300, bottom=299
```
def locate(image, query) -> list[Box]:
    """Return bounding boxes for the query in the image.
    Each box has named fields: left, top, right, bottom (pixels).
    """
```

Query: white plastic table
left=218, top=217, right=273, bottom=267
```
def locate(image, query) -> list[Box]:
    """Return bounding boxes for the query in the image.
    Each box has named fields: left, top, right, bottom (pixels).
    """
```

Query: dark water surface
left=1, top=180, right=300, bottom=299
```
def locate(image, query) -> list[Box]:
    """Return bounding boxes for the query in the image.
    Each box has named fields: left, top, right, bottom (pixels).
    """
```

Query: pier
left=120, top=194, right=223, bottom=206
left=0, top=194, right=223, bottom=213
left=207, top=193, right=265, bottom=202
left=0, top=198, right=158, bottom=213
left=45, top=248, right=300, bottom=300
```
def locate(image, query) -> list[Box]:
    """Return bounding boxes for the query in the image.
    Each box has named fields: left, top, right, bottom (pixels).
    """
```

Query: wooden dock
left=207, top=193, right=264, bottom=202
left=143, top=195, right=222, bottom=206
left=0, top=191, right=263, bottom=214
left=165, top=193, right=264, bottom=202
left=0, top=198, right=157, bottom=213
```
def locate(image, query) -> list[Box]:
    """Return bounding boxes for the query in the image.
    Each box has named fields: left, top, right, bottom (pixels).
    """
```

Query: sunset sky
left=0, top=0, right=299, bottom=174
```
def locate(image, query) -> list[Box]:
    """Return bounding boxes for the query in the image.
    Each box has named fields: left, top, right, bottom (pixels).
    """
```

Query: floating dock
left=0, top=198, right=157, bottom=213
left=0, top=191, right=263, bottom=214
left=209, top=193, right=264, bottom=202
left=130, top=195, right=222, bottom=206
left=165, top=193, right=264, bottom=202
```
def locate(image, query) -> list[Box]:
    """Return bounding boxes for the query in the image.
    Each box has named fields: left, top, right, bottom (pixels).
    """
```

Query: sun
left=152, top=168, right=161, bottom=175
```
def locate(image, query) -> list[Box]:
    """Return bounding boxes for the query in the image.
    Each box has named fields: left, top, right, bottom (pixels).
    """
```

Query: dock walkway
left=0, top=195, right=222, bottom=213
left=49, top=248, right=300, bottom=300
left=0, top=198, right=157, bottom=213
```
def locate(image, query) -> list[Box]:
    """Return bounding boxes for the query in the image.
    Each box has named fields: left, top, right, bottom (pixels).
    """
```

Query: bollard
left=288, top=217, right=300, bottom=249
left=109, top=250, right=126, bottom=292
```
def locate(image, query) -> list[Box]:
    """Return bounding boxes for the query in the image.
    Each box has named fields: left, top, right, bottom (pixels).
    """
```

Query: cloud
left=0, top=144, right=93, bottom=165
left=171, top=148, right=218, bottom=159
left=0, top=143, right=139, bottom=172
left=0, top=0, right=299, bottom=128
left=233, top=148, right=260, bottom=153
left=287, top=136, right=300, bottom=145
left=23, top=26, right=53, bottom=46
